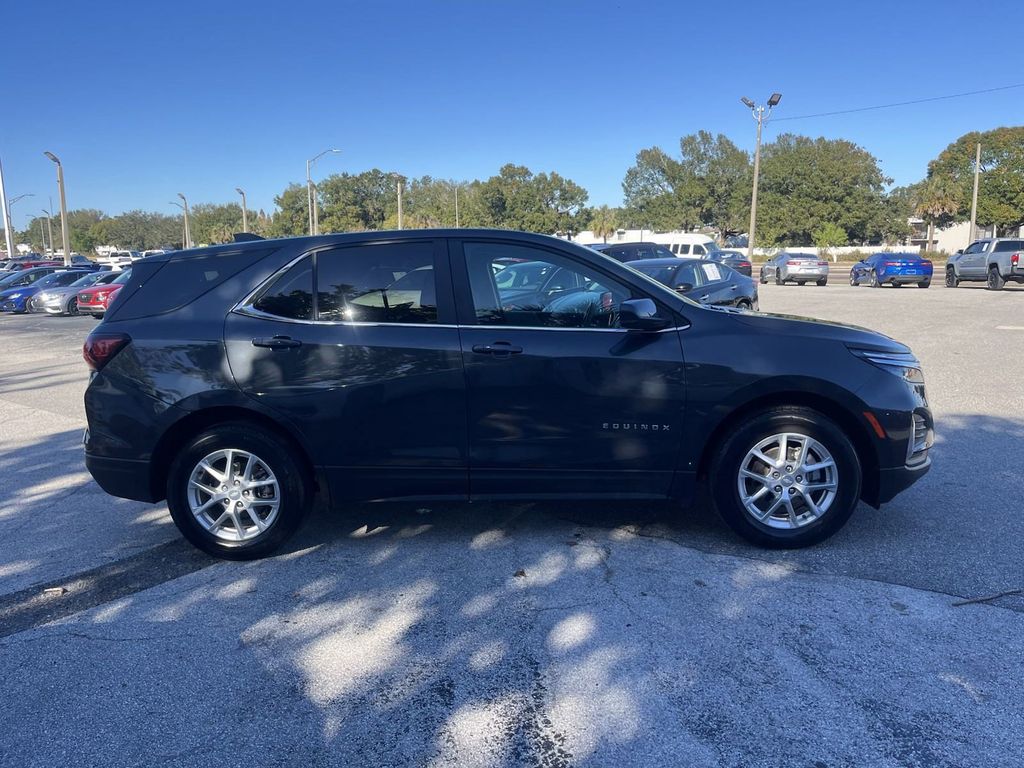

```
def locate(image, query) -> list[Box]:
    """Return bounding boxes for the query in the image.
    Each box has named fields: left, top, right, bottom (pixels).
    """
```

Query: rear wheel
left=166, top=422, right=311, bottom=559
left=918, top=279, right=931, bottom=289
left=987, top=266, right=1005, bottom=290
left=816, top=278, right=827, bottom=286
left=945, top=268, right=959, bottom=288
left=893, top=282, right=903, bottom=288
left=775, top=272, right=783, bottom=286
left=759, top=270, right=767, bottom=285
left=709, top=406, right=861, bottom=548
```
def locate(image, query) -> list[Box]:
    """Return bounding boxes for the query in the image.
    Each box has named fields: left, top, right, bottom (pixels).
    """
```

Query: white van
left=665, top=233, right=718, bottom=257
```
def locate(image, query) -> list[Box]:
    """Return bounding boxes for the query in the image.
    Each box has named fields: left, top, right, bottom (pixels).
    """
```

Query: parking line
left=995, top=326, right=1024, bottom=331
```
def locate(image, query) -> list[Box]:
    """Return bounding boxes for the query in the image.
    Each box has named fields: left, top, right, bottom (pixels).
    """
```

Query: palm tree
left=914, top=177, right=960, bottom=252
left=590, top=205, right=619, bottom=243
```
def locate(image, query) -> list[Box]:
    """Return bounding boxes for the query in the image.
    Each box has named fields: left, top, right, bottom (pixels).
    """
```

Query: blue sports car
left=850, top=252, right=933, bottom=288
left=0, top=268, right=93, bottom=313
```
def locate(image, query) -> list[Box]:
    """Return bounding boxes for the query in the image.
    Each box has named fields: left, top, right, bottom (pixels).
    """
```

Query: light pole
left=235, top=187, right=248, bottom=232
left=392, top=173, right=405, bottom=229
left=306, top=148, right=341, bottom=236
left=169, top=201, right=187, bottom=249
left=44, top=152, right=72, bottom=266
left=740, top=92, right=781, bottom=260
left=42, top=205, right=55, bottom=253
left=454, top=185, right=460, bottom=228
left=177, top=193, right=191, bottom=248
left=8, top=193, right=34, bottom=250
left=968, top=142, right=981, bottom=244
left=0, top=155, right=15, bottom=260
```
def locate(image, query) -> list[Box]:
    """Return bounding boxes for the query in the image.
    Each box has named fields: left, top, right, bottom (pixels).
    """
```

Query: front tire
left=849, top=272, right=858, bottom=286
left=166, top=422, right=311, bottom=559
left=945, top=268, right=958, bottom=288
left=987, top=266, right=1006, bottom=290
left=709, top=406, right=861, bottom=548
left=67, top=296, right=79, bottom=315
left=869, top=271, right=881, bottom=288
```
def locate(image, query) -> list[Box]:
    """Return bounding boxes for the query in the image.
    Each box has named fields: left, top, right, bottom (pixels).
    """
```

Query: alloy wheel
left=736, top=432, right=838, bottom=529
left=187, top=448, right=280, bottom=542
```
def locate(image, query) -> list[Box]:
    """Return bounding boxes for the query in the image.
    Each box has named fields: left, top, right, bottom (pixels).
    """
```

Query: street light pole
left=306, top=148, right=341, bottom=236
left=42, top=206, right=55, bottom=254
left=393, top=174, right=404, bottom=229
left=968, top=142, right=981, bottom=244
left=235, top=187, right=248, bottom=232
left=0, top=156, right=16, bottom=260
left=455, top=185, right=460, bottom=228
left=177, top=193, right=191, bottom=248
left=740, top=93, right=782, bottom=261
left=44, top=152, right=72, bottom=266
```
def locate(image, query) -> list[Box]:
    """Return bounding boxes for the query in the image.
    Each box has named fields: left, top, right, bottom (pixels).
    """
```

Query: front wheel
left=987, top=266, right=1006, bottom=290
left=166, top=422, right=311, bottom=559
left=849, top=272, right=858, bottom=286
left=869, top=271, right=880, bottom=288
left=709, top=406, right=861, bottom=548
left=945, top=268, right=958, bottom=288
left=67, top=296, right=79, bottom=315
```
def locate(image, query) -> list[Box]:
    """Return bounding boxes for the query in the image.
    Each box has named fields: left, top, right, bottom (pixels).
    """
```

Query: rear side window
left=678, top=244, right=691, bottom=254
left=115, top=248, right=277, bottom=320
left=994, top=240, right=1024, bottom=252
left=253, top=257, right=314, bottom=320
left=315, top=241, right=437, bottom=324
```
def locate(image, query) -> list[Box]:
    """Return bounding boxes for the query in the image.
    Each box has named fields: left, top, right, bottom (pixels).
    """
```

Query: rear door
left=449, top=237, right=687, bottom=498
left=224, top=238, right=468, bottom=501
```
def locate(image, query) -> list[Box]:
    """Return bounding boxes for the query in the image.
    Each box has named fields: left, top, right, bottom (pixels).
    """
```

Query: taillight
left=738, top=261, right=751, bottom=267
left=921, top=260, right=932, bottom=266
left=817, top=261, right=828, bottom=266
left=884, top=261, right=898, bottom=267
left=1012, top=253, right=1020, bottom=266
left=83, top=332, right=130, bottom=371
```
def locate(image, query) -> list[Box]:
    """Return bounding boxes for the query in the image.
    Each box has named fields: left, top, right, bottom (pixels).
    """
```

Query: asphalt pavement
left=0, top=280, right=1022, bottom=767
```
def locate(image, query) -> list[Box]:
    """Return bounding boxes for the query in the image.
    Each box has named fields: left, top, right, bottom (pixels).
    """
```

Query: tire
left=797, top=281, right=806, bottom=286
left=816, top=278, right=827, bottom=286
left=92, top=313, right=104, bottom=320
left=759, top=270, right=767, bottom=285
left=849, top=272, right=858, bottom=286
left=736, top=300, right=752, bottom=311
left=869, top=271, right=880, bottom=288
left=67, top=297, right=79, bottom=315
left=917, top=279, right=930, bottom=289
left=893, top=282, right=903, bottom=288
left=708, top=406, right=861, bottom=548
left=945, top=268, right=958, bottom=288
left=775, top=272, right=783, bottom=286
left=165, top=422, right=311, bottom=559
left=987, top=266, right=1005, bottom=290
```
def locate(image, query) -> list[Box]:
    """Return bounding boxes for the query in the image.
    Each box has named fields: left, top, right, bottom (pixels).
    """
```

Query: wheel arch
left=149, top=405, right=319, bottom=502
left=695, top=390, right=880, bottom=506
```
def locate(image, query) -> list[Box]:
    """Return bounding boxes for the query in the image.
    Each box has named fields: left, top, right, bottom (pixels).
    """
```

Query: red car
left=77, top=269, right=131, bottom=319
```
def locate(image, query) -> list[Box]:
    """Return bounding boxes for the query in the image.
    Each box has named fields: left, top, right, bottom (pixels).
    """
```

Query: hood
left=732, top=310, right=909, bottom=353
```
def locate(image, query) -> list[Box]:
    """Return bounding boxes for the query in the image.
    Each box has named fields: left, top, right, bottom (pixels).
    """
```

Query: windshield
left=112, top=269, right=133, bottom=284
left=71, top=272, right=105, bottom=288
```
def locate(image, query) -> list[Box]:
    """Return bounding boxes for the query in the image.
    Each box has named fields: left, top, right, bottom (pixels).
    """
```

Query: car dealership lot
left=1, top=283, right=1022, bottom=766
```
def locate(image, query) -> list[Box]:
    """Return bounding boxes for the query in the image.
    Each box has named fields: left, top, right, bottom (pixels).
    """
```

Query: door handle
left=252, top=336, right=302, bottom=349
left=472, top=342, right=523, bottom=356
left=699, top=294, right=710, bottom=302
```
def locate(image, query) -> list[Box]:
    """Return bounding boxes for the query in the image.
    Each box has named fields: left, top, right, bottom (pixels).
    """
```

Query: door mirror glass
left=619, top=298, right=669, bottom=331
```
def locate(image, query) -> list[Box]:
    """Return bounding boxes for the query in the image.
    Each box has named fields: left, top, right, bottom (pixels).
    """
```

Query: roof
left=628, top=257, right=701, bottom=267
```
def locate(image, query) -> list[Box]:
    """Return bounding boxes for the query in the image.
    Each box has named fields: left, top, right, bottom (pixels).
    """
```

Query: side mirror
left=674, top=282, right=694, bottom=292
left=955, top=249, right=963, bottom=255
left=619, top=298, right=669, bottom=331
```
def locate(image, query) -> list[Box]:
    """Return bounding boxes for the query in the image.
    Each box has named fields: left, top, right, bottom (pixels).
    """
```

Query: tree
left=266, top=184, right=309, bottom=238
left=469, top=164, right=589, bottom=234
left=190, top=203, right=245, bottom=244
left=812, top=222, right=848, bottom=262
left=911, top=177, right=960, bottom=251
left=589, top=205, right=619, bottom=242
left=755, top=134, right=892, bottom=246
left=925, top=127, right=1024, bottom=235
left=622, top=131, right=751, bottom=233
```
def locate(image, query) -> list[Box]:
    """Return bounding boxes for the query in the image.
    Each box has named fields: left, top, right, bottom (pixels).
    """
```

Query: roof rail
left=233, top=233, right=265, bottom=243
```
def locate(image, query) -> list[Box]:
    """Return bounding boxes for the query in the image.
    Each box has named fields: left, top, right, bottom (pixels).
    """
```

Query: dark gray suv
left=83, top=230, right=932, bottom=559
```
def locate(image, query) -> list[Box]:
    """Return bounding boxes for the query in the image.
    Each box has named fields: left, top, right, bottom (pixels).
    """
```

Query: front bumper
left=0, top=299, right=28, bottom=312
left=875, top=457, right=931, bottom=504
left=78, top=303, right=106, bottom=315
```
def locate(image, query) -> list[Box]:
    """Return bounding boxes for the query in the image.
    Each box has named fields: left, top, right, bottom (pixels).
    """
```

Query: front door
left=960, top=241, right=988, bottom=277
left=224, top=238, right=468, bottom=502
left=450, top=238, right=687, bottom=498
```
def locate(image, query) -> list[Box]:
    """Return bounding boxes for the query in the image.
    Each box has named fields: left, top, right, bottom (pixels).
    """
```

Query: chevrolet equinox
left=83, top=230, right=933, bottom=558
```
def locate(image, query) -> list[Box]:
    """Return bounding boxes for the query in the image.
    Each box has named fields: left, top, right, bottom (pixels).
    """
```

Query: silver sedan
left=759, top=253, right=830, bottom=286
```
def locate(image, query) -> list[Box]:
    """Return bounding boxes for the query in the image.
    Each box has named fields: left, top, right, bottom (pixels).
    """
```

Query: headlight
left=8, top=293, right=22, bottom=299
left=849, top=347, right=924, bottom=384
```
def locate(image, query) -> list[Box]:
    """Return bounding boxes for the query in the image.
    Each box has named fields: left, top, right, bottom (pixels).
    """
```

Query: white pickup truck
left=946, top=238, right=1024, bottom=290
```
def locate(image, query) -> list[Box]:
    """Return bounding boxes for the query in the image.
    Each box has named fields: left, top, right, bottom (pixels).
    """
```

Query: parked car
left=82, top=230, right=932, bottom=559
left=629, top=257, right=759, bottom=310
left=99, top=250, right=140, bottom=270
left=945, top=238, right=1024, bottom=290
left=759, top=253, right=830, bottom=285
left=725, top=234, right=748, bottom=248
left=0, top=269, right=93, bottom=313
left=35, top=270, right=121, bottom=315
left=850, top=253, right=933, bottom=288
left=77, top=268, right=132, bottom=318
left=0, top=266, right=66, bottom=294
left=705, top=249, right=753, bottom=277
left=601, top=242, right=677, bottom=262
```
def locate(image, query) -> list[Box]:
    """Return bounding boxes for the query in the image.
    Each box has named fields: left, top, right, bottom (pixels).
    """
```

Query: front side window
left=316, top=241, right=437, bottom=324
left=964, top=241, right=986, bottom=254
left=693, top=245, right=706, bottom=255
left=464, top=242, right=635, bottom=329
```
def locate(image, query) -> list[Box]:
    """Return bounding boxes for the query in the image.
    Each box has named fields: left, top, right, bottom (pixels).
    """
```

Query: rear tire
left=917, top=279, right=930, bottom=289
left=945, top=268, right=958, bottom=288
left=166, top=422, right=311, bottom=559
left=893, top=282, right=903, bottom=288
left=987, top=266, right=1005, bottom=290
left=708, top=406, right=861, bottom=549
left=759, top=271, right=767, bottom=285
left=775, top=272, right=783, bottom=286
left=816, top=278, right=827, bottom=286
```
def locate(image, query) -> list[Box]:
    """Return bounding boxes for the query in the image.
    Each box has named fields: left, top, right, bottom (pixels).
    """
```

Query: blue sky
left=3, top=0, right=1022, bottom=226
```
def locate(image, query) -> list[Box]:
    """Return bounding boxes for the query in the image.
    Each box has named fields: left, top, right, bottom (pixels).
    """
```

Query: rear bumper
left=882, top=272, right=932, bottom=283
left=85, top=450, right=160, bottom=503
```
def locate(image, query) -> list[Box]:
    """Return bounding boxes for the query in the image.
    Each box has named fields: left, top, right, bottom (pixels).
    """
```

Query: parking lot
left=1, top=280, right=1022, bottom=767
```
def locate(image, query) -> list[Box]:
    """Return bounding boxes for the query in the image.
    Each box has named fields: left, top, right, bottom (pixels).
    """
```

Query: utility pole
left=236, top=187, right=248, bottom=232
left=44, top=152, right=72, bottom=266
left=306, top=148, right=341, bottom=236
left=394, top=175, right=404, bottom=229
left=39, top=219, right=46, bottom=251
left=177, top=193, right=191, bottom=248
left=43, top=204, right=55, bottom=254
left=0, top=156, right=17, bottom=260
left=740, top=93, right=782, bottom=261
left=969, top=142, right=981, bottom=244
left=455, top=185, right=460, bottom=228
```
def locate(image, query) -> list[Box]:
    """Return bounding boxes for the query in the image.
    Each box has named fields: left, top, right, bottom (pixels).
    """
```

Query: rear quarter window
left=112, top=248, right=278, bottom=320
left=994, top=240, right=1024, bottom=252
